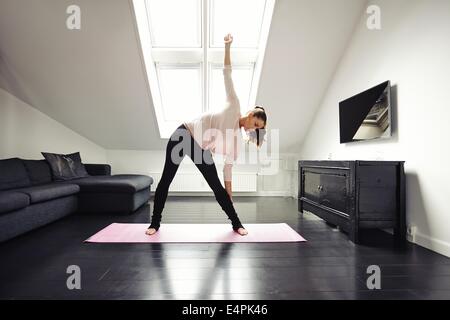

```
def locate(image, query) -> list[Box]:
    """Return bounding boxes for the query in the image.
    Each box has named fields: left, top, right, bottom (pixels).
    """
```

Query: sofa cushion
left=42, top=152, right=89, bottom=181
left=0, top=158, right=31, bottom=191
left=84, top=164, right=112, bottom=176
left=0, top=191, right=30, bottom=214
left=15, top=183, right=80, bottom=204
left=69, top=175, right=153, bottom=194
left=22, top=159, right=53, bottom=185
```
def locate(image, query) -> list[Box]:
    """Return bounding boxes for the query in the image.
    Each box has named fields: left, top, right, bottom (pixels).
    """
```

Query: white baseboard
left=413, top=231, right=450, bottom=258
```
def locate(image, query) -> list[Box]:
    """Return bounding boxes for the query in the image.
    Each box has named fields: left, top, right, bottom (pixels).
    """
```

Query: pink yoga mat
left=85, top=223, right=306, bottom=243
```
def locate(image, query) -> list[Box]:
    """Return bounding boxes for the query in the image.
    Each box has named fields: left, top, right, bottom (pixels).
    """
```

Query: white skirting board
left=413, top=231, right=450, bottom=258
left=149, top=172, right=257, bottom=192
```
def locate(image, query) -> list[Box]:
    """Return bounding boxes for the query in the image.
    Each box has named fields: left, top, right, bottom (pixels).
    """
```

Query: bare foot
left=236, top=228, right=248, bottom=236
left=145, top=228, right=157, bottom=235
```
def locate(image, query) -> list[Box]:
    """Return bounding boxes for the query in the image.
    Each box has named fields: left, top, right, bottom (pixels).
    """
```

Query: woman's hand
left=224, top=34, right=233, bottom=65
left=224, top=33, right=233, bottom=46
left=225, top=181, right=233, bottom=202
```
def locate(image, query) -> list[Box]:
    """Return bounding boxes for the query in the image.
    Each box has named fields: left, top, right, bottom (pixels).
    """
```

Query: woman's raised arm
left=223, top=34, right=239, bottom=102
left=224, top=33, right=233, bottom=66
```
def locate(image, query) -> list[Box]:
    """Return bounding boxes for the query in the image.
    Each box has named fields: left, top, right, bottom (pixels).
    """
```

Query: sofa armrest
left=84, top=164, right=112, bottom=176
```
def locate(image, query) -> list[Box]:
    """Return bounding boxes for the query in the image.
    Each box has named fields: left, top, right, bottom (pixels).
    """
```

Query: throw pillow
left=41, top=152, right=89, bottom=181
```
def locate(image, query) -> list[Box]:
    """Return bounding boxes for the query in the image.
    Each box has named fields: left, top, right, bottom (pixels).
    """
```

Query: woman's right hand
left=224, top=33, right=233, bottom=46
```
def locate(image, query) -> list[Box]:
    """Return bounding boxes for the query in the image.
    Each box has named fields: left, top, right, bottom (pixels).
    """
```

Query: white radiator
left=149, top=171, right=257, bottom=192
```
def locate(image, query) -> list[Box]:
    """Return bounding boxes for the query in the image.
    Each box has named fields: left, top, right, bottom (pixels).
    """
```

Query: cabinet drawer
left=319, top=173, right=347, bottom=213
left=303, top=170, right=348, bottom=213
left=303, top=171, right=321, bottom=202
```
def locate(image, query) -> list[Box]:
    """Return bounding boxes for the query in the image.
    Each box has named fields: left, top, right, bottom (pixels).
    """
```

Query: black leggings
left=149, top=124, right=243, bottom=231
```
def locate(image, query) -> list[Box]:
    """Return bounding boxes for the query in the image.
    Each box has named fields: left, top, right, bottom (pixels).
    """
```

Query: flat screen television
left=339, top=81, right=391, bottom=143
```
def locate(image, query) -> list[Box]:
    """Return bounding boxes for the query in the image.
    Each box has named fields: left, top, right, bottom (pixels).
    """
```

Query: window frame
left=147, top=0, right=203, bottom=48
left=155, top=62, right=204, bottom=122
left=209, top=0, right=267, bottom=49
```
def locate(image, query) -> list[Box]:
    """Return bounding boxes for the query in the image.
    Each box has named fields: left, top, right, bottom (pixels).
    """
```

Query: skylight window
left=147, top=0, right=201, bottom=48
left=157, top=65, right=202, bottom=121
left=209, top=65, right=254, bottom=112
left=132, top=0, right=275, bottom=138
left=210, top=0, right=267, bottom=48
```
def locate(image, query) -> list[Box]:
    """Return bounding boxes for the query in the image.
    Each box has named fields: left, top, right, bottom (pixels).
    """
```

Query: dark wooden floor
left=1, top=196, right=450, bottom=300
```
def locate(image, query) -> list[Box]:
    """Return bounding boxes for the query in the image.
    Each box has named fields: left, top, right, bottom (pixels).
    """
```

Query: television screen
left=339, top=81, right=391, bottom=143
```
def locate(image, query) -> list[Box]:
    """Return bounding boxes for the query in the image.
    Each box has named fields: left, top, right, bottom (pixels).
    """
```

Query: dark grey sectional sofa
left=0, top=158, right=153, bottom=242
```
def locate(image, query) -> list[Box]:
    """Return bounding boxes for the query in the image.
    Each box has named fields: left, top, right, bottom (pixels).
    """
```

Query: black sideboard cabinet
left=298, top=160, right=406, bottom=245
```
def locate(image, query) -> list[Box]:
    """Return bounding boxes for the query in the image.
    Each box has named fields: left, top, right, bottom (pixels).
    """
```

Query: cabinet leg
left=349, top=227, right=359, bottom=244
left=394, top=208, right=406, bottom=247
left=326, top=221, right=337, bottom=228
left=394, top=225, right=406, bottom=247
left=396, top=162, right=407, bottom=248
left=298, top=200, right=303, bottom=214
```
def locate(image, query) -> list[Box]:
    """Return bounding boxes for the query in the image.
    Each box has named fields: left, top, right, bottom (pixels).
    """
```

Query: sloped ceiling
left=0, top=0, right=366, bottom=151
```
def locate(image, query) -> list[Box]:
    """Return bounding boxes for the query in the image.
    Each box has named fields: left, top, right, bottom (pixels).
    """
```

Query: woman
left=146, top=34, right=267, bottom=236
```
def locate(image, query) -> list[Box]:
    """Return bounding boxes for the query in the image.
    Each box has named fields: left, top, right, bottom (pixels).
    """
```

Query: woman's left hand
left=225, top=181, right=233, bottom=202
left=227, top=191, right=233, bottom=202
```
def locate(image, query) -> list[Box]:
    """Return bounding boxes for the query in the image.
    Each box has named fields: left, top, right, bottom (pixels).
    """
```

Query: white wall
left=299, top=0, right=450, bottom=256
left=0, top=88, right=106, bottom=163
